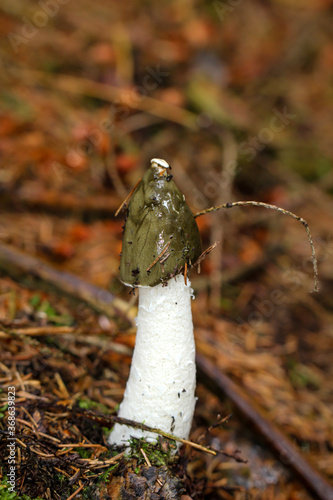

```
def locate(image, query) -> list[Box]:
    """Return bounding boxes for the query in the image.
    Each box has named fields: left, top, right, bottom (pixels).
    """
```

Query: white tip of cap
left=150, top=158, right=170, bottom=172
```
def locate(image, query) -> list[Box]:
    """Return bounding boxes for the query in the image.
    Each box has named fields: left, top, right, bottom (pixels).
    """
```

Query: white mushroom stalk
left=109, top=276, right=196, bottom=445
left=109, top=158, right=202, bottom=449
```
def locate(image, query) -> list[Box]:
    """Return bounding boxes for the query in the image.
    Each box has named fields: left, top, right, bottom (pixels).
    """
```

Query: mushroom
left=109, top=158, right=202, bottom=448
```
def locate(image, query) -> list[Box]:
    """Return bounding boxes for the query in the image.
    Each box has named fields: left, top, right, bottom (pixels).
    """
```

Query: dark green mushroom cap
left=120, top=159, right=202, bottom=287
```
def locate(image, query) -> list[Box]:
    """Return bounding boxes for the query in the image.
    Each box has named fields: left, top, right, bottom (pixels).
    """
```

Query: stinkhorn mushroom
left=109, top=158, right=202, bottom=447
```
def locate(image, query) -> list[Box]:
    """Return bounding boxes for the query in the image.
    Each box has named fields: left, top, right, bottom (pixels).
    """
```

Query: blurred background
left=0, top=0, right=332, bottom=498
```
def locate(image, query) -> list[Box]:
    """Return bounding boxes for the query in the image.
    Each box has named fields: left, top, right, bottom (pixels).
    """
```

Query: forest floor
left=0, top=1, right=333, bottom=499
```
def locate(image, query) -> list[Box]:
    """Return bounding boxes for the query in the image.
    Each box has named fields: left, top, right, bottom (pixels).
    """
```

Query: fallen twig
left=0, top=187, right=121, bottom=218
left=0, top=242, right=134, bottom=324
left=5, top=326, right=75, bottom=336
left=71, top=408, right=245, bottom=461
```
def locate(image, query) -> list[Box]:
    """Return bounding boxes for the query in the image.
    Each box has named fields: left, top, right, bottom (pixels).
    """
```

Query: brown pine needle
left=54, top=467, right=71, bottom=478
left=65, top=483, right=84, bottom=500
left=55, top=372, right=70, bottom=399
left=146, top=241, right=171, bottom=272
left=10, top=326, right=75, bottom=336
left=58, top=443, right=107, bottom=449
left=30, top=447, right=54, bottom=458
left=159, top=252, right=170, bottom=264
left=184, top=262, right=188, bottom=285
left=194, top=201, right=319, bottom=292
left=21, top=407, right=39, bottom=436
left=140, top=448, right=163, bottom=486
left=115, top=177, right=142, bottom=216
left=194, top=242, right=219, bottom=268
left=140, top=448, right=152, bottom=467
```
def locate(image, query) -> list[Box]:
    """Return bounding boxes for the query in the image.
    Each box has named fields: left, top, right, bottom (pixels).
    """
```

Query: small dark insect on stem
left=194, top=201, right=319, bottom=292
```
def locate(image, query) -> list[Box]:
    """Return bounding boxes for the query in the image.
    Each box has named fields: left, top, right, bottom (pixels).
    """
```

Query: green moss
left=0, top=403, right=8, bottom=419
left=127, top=437, right=177, bottom=467
left=56, top=473, right=66, bottom=484
left=29, top=296, right=74, bottom=326
left=287, top=360, right=321, bottom=390
left=76, top=447, right=91, bottom=459
left=0, top=477, right=44, bottom=500
left=98, top=464, right=119, bottom=484
left=78, top=397, right=110, bottom=414
left=81, top=484, right=98, bottom=500
left=102, top=426, right=111, bottom=439
left=29, top=294, right=41, bottom=308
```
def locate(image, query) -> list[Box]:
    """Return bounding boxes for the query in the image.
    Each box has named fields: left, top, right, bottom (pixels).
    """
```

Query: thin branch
left=194, top=201, right=319, bottom=292
left=71, top=408, right=243, bottom=460
left=197, top=414, right=232, bottom=443
left=0, top=242, right=134, bottom=323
